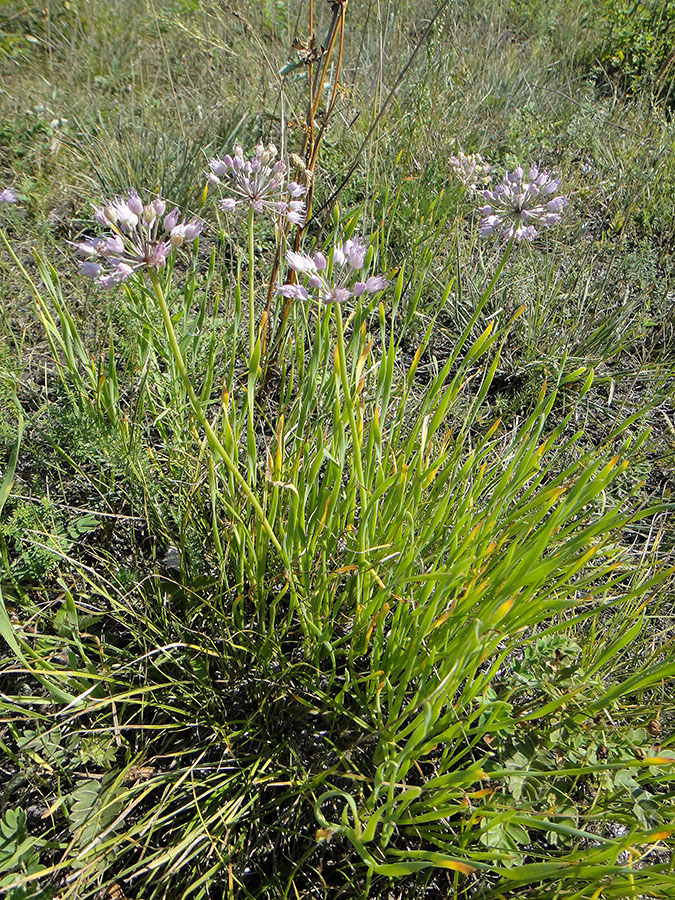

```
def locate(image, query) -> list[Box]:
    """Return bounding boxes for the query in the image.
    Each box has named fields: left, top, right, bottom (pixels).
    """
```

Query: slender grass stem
left=148, top=268, right=283, bottom=563
left=334, top=302, right=367, bottom=512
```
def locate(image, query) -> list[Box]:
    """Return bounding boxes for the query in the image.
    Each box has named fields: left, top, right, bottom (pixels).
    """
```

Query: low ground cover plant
left=0, top=1, right=674, bottom=898
left=598, top=0, right=675, bottom=107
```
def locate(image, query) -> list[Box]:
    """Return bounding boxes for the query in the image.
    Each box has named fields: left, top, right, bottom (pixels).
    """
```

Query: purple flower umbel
left=478, top=165, right=568, bottom=242
left=208, top=142, right=306, bottom=225
left=0, top=187, right=17, bottom=203
left=278, top=237, right=388, bottom=305
left=73, top=190, right=203, bottom=288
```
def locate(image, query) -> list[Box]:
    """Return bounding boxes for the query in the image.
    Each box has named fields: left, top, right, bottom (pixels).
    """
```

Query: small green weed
left=598, top=0, right=675, bottom=106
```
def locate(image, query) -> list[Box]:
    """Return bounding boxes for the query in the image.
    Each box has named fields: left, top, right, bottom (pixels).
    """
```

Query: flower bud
left=170, top=226, right=185, bottom=248
left=116, top=204, right=138, bottom=229
left=344, top=238, right=367, bottom=269
left=103, top=235, right=125, bottom=255
left=163, top=208, right=180, bottom=231
left=128, top=192, right=143, bottom=217
left=79, top=261, right=101, bottom=278
left=209, top=158, right=228, bottom=177
left=117, top=263, right=134, bottom=279
left=546, top=197, right=566, bottom=213
left=365, top=275, right=387, bottom=292
left=183, top=220, right=202, bottom=241
left=73, top=240, right=98, bottom=258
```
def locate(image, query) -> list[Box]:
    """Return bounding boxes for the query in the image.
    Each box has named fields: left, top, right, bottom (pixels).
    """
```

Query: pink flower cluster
left=0, top=187, right=17, bottom=203
left=278, top=237, right=388, bottom=305
left=208, top=142, right=306, bottom=224
left=478, top=165, right=568, bottom=242
left=73, top=191, right=203, bottom=288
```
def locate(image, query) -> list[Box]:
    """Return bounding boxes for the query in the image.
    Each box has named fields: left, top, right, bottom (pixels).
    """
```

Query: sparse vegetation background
left=1, top=1, right=675, bottom=898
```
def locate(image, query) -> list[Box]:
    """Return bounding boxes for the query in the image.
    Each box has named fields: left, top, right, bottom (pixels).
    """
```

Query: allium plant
left=0, top=187, right=17, bottom=203
left=278, top=238, right=388, bottom=305
left=208, top=142, right=306, bottom=225
left=73, top=191, right=203, bottom=288
left=478, top=164, right=568, bottom=242
left=449, top=151, right=491, bottom=189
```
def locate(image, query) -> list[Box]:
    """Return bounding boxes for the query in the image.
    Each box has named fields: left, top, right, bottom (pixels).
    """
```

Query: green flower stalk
left=69, top=194, right=288, bottom=569
left=147, top=268, right=283, bottom=560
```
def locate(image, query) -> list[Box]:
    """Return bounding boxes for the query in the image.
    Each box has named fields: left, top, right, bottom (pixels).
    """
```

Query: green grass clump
left=0, top=1, right=674, bottom=898
left=597, top=0, right=675, bottom=107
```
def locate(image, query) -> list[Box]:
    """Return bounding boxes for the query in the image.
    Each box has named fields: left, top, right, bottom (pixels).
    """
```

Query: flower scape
left=478, top=164, right=569, bottom=241
left=278, top=237, right=388, bottom=304
left=73, top=190, right=203, bottom=288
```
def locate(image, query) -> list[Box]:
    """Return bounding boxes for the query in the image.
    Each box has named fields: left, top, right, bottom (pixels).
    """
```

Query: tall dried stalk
left=260, top=0, right=347, bottom=380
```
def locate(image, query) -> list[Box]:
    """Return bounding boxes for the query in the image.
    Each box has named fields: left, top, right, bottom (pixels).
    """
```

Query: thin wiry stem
left=306, top=0, right=316, bottom=165
left=310, top=9, right=346, bottom=171
left=262, top=3, right=347, bottom=382
left=312, top=0, right=454, bottom=222
left=309, top=2, right=343, bottom=138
